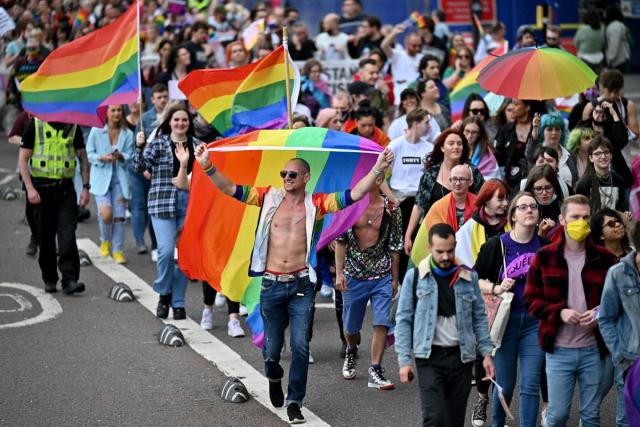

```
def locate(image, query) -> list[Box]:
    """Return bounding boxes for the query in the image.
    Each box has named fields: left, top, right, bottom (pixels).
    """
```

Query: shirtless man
left=335, top=175, right=402, bottom=390
left=194, top=144, right=393, bottom=424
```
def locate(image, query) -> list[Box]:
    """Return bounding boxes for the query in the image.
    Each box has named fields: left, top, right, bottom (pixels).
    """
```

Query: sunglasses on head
left=280, top=170, right=298, bottom=179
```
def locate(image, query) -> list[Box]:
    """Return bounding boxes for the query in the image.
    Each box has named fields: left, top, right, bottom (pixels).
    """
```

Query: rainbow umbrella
left=477, top=47, right=597, bottom=100
left=449, top=44, right=507, bottom=122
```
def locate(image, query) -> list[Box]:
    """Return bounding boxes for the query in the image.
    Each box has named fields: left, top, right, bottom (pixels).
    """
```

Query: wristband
left=204, top=163, right=217, bottom=176
left=372, top=167, right=383, bottom=177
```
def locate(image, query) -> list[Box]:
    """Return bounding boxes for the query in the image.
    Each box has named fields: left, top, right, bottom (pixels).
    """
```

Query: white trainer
left=227, top=318, right=245, bottom=337
left=215, top=293, right=227, bottom=307
left=200, top=308, right=214, bottom=330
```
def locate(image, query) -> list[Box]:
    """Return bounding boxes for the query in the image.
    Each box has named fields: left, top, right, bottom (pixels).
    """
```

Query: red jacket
left=524, top=231, right=617, bottom=356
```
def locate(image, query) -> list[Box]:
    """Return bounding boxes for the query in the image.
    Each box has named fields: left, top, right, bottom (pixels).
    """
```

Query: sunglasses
left=469, top=108, right=485, bottom=115
left=280, top=170, right=298, bottom=179
left=603, top=218, right=622, bottom=228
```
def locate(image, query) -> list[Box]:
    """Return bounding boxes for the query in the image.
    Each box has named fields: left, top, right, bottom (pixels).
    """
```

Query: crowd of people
left=2, top=0, right=640, bottom=425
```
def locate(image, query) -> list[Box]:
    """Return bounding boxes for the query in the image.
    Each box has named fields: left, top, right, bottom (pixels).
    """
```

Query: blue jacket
left=86, top=126, right=134, bottom=199
left=395, top=256, right=494, bottom=368
left=598, top=252, right=640, bottom=372
left=141, top=108, right=159, bottom=140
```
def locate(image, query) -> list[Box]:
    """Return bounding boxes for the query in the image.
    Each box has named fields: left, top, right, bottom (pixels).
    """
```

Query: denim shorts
left=342, top=274, right=393, bottom=335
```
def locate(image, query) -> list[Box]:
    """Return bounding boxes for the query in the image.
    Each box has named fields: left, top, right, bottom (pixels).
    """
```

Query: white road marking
left=0, top=293, right=33, bottom=312
left=77, top=238, right=331, bottom=427
left=0, top=174, right=15, bottom=186
left=0, top=283, right=63, bottom=329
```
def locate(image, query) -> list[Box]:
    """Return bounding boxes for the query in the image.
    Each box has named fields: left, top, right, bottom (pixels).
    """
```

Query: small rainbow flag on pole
left=179, top=45, right=300, bottom=137
left=402, top=11, right=427, bottom=29
left=242, top=18, right=265, bottom=50
left=20, top=3, right=139, bottom=127
left=178, top=128, right=383, bottom=346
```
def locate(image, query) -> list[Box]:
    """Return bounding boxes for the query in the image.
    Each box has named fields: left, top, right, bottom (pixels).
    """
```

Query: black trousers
left=22, top=181, right=39, bottom=241
left=202, top=281, right=239, bottom=314
left=398, top=197, right=416, bottom=279
left=34, top=181, right=80, bottom=285
left=415, top=347, right=473, bottom=427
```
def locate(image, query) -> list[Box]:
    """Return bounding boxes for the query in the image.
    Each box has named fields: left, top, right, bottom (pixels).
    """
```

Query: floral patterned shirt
left=337, top=197, right=403, bottom=280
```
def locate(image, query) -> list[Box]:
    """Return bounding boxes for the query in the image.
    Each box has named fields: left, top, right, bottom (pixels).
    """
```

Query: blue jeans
left=599, top=354, right=628, bottom=426
left=492, top=312, right=545, bottom=427
left=95, top=172, right=127, bottom=252
left=260, top=276, right=314, bottom=405
left=150, top=190, right=188, bottom=308
left=545, top=345, right=602, bottom=427
left=128, top=168, right=156, bottom=249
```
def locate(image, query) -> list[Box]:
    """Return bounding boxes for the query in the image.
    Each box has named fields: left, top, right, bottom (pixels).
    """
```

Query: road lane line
left=0, top=283, right=63, bottom=329
left=77, top=238, right=331, bottom=427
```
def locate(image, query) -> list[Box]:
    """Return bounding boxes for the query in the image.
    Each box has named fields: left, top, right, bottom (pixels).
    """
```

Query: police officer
left=18, top=118, right=90, bottom=294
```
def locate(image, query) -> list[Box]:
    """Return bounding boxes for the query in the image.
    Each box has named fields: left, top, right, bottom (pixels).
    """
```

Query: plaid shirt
left=132, top=133, right=196, bottom=218
left=524, top=232, right=617, bottom=355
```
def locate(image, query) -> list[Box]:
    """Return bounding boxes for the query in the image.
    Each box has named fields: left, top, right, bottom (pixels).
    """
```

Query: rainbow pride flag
left=178, top=128, right=383, bottom=346
left=242, top=18, right=265, bottom=50
left=179, top=45, right=299, bottom=137
left=74, top=8, right=89, bottom=28
left=402, top=11, right=426, bottom=29
left=20, top=4, right=139, bottom=127
left=449, top=43, right=507, bottom=122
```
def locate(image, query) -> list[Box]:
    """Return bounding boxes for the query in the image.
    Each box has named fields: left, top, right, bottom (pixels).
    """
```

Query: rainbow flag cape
left=449, top=43, right=507, bottom=122
left=20, top=4, right=139, bottom=127
left=178, top=128, right=383, bottom=346
left=179, top=45, right=300, bottom=137
left=73, top=8, right=89, bottom=28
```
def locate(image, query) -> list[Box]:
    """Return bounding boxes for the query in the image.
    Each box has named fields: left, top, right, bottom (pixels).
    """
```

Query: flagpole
left=136, top=0, right=144, bottom=135
left=282, top=26, right=293, bottom=130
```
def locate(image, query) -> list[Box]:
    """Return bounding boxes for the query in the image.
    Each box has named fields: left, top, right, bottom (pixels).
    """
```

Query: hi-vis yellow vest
left=30, top=119, right=77, bottom=179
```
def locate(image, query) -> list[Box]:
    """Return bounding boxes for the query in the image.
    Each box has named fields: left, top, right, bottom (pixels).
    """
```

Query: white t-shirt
left=315, top=32, right=350, bottom=60
left=389, top=46, right=422, bottom=105
left=388, top=136, right=433, bottom=196
left=387, top=114, right=442, bottom=142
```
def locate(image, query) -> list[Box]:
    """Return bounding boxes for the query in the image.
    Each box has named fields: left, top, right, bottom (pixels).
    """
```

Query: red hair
left=475, top=179, right=509, bottom=208
left=225, top=41, right=248, bottom=66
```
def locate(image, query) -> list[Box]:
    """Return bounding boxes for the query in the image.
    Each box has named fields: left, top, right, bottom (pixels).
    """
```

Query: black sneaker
left=173, top=307, right=186, bottom=320
left=268, top=379, right=284, bottom=407
left=157, top=303, right=169, bottom=319
left=25, top=237, right=38, bottom=257
left=367, top=366, right=395, bottom=390
left=471, top=394, right=489, bottom=426
left=342, top=347, right=357, bottom=379
left=44, top=282, right=57, bottom=293
left=62, top=281, right=85, bottom=295
left=287, top=403, right=305, bottom=424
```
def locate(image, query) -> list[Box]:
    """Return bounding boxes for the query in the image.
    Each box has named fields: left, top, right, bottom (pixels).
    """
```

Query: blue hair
left=539, top=112, right=567, bottom=147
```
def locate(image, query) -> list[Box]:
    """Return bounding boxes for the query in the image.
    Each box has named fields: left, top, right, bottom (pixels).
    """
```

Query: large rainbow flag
left=179, top=45, right=300, bottom=137
left=449, top=43, right=507, bottom=122
left=20, top=4, right=139, bottom=127
left=178, top=128, right=382, bottom=346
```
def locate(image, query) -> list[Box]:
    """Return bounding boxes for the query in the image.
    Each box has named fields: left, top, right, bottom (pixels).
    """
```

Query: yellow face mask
left=566, top=219, right=591, bottom=243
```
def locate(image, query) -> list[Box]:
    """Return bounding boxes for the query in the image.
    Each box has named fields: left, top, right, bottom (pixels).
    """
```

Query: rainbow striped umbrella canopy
left=477, top=47, right=597, bottom=100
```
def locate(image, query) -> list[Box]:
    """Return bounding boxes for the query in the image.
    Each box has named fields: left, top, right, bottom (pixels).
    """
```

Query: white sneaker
left=308, top=352, right=315, bottom=364
left=239, top=305, right=248, bottom=316
left=214, top=293, right=227, bottom=307
left=320, top=284, right=333, bottom=298
left=151, top=249, right=158, bottom=262
left=227, top=318, right=245, bottom=337
left=200, top=308, right=214, bottom=330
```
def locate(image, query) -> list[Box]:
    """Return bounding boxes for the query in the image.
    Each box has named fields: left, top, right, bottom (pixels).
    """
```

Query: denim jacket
left=395, top=256, right=494, bottom=368
left=598, top=252, right=640, bottom=372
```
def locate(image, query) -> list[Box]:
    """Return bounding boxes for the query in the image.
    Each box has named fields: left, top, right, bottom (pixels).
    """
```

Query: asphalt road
left=3, top=73, right=638, bottom=426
